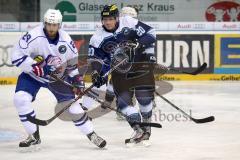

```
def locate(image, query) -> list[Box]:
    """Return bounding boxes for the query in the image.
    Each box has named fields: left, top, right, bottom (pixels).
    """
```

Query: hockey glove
left=69, top=75, right=85, bottom=95
left=146, top=54, right=157, bottom=63
left=32, top=64, right=57, bottom=77
left=32, top=55, right=62, bottom=77
left=122, top=27, right=138, bottom=41
left=91, top=70, right=107, bottom=88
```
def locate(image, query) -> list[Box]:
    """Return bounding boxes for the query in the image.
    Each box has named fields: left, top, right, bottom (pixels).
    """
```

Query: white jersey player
left=11, top=9, right=106, bottom=149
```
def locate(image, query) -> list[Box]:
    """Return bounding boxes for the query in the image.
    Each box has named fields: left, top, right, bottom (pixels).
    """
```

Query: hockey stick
left=86, top=92, right=162, bottom=128
left=155, top=62, right=207, bottom=75
left=49, top=72, right=161, bottom=128
left=27, top=58, right=128, bottom=126
left=127, top=62, right=207, bottom=80
left=169, top=62, right=207, bottom=75
left=155, top=91, right=215, bottom=124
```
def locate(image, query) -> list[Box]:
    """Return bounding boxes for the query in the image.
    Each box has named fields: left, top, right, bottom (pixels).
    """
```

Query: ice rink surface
left=0, top=81, right=240, bottom=160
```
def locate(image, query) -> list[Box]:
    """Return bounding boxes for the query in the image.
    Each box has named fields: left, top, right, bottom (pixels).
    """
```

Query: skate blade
left=125, top=142, right=136, bottom=148
left=141, top=140, right=151, bottom=147
left=98, top=140, right=107, bottom=148
left=19, top=145, right=41, bottom=153
left=125, top=140, right=151, bottom=148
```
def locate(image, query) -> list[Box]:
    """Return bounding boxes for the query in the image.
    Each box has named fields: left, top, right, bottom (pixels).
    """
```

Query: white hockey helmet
left=44, top=9, right=62, bottom=24
left=120, top=7, right=138, bottom=18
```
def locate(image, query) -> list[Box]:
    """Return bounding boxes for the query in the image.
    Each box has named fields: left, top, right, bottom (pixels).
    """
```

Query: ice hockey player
left=102, top=6, right=157, bottom=121
left=11, top=9, right=106, bottom=149
left=88, top=4, right=156, bottom=146
left=107, top=6, right=139, bottom=121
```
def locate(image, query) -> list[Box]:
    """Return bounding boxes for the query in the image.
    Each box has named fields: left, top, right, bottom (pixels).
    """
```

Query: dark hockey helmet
left=101, top=4, right=119, bottom=19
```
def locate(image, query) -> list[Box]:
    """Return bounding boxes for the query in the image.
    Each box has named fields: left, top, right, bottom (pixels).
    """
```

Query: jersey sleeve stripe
left=12, top=55, right=28, bottom=67
left=19, top=36, right=46, bottom=49
left=58, top=40, right=77, bottom=54
left=19, top=110, right=35, bottom=118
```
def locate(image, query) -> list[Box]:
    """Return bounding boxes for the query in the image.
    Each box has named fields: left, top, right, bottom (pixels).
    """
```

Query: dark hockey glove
left=91, top=70, right=107, bottom=88
left=69, top=75, right=85, bottom=95
left=146, top=54, right=157, bottom=63
left=122, top=27, right=138, bottom=41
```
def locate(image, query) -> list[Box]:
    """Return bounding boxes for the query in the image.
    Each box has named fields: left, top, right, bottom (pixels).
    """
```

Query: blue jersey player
left=88, top=5, right=156, bottom=146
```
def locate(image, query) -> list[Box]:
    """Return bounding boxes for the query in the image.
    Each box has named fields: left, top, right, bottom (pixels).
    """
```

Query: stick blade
left=190, top=62, right=207, bottom=75
left=27, top=116, right=49, bottom=126
left=133, top=122, right=162, bottom=128
left=192, top=116, right=215, bottom=124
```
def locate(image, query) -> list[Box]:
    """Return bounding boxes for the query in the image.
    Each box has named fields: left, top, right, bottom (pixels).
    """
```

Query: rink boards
left=0, top=31, right=239, bottom=84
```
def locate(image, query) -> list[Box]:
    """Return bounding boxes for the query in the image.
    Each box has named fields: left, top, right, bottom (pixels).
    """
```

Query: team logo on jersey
left=58, top=45, right=67, bottom=54
left=102, top=41, right=118, bottom=54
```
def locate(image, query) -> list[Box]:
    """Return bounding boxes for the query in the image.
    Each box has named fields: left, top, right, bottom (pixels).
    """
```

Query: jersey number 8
left=22, top=32, right=31, bottom=43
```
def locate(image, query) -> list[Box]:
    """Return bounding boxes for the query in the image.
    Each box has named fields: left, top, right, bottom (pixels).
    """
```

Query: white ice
left=0, top=81, right=240, bottom=160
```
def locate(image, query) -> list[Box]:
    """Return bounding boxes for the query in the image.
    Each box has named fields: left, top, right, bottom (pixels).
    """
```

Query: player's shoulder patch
left=19, top=25, right=45, bottom=49
left=58, top=29, right=77, bottom=54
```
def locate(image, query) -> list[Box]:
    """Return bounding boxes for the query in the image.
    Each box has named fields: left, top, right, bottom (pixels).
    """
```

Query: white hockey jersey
left=11, top=24, right=79, bottom=83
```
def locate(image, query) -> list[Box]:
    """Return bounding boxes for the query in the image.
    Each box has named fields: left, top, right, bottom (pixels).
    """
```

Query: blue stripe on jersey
left=12, top=55, right=28, bottom=67
left=19, top=111, right=36, bottom=122
left=19, top=36, right=46, bottom=49
left=73, top=113, right=87, bottom=123
left=74, top=117, right=88, bottom=126
left=20, top=115, right=36, bottom=122
left=20, top=119, right=28, bottom=122
left=19, top=36, right=76, bottom=55
left=19, top=110, right=35, bottom=118
left=63, top=42, right=77, bottom=54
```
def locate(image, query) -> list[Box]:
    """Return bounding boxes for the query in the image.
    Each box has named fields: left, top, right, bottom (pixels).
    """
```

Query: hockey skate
left=19, top=127, right=41, bottom=152
left=125, top=125, right=145, bottom=147
left=152, top=100, right=158, bottom=113
left=116, top=112, right=125, bottom=121
left=140, top=117, right=152, bottom=147
left=87, top=132, right=107, bottom=148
